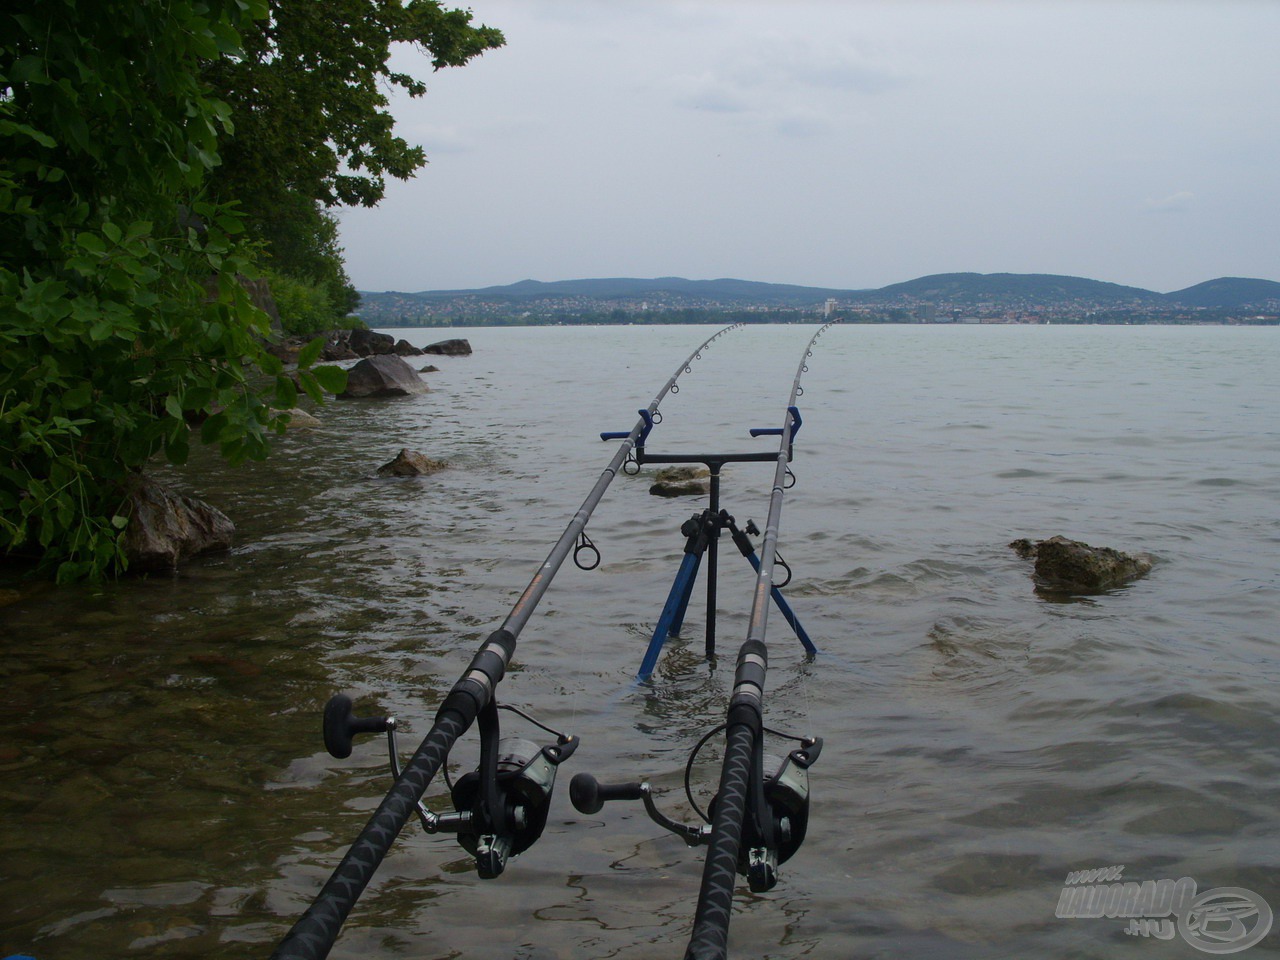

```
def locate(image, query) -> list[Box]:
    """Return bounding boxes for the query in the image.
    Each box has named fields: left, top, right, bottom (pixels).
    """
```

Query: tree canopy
left=203, top=1, right=503, bottom=328
left=1, top=0, right=499, bottom=580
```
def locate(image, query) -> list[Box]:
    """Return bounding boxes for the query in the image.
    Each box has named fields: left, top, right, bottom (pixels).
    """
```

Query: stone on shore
left=338, top=355, right=429, bottom=398
left=1010, top=535, right=1153, bottom=594
left=377, top=449, right=448, bottom=477
left=123, top=475, right=234, bottom=572
left=422, top=338, right=472, bottom=356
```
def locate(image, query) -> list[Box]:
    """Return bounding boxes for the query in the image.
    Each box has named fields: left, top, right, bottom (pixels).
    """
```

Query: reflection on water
left=2, top=324, right=1279, bottom=959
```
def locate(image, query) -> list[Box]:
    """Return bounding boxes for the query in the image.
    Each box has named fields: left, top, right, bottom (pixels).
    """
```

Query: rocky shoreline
left=122, top=332, right=472, bottom=574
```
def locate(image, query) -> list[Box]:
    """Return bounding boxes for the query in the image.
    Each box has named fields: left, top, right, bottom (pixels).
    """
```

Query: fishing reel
left=570, top=728, right=821, bottom=892
left=322, top=693, right=577, bottom=878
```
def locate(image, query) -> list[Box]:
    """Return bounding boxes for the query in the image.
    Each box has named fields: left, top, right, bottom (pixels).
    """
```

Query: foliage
left=256, top=195, right=361, bottom=327
left=266, top=268, right=348, bottom=336
left=0, top=0, right=345, bottom=582
left=203, top=0, right=503, bottom=323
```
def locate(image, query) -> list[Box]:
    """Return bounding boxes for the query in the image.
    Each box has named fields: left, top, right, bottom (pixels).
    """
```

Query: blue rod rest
left=601, top=409, right=654, bottom=444
left=749, top=406, right=802, bottom=441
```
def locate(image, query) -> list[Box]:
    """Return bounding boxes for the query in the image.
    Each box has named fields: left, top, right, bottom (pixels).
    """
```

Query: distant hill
left=867, top=272, right=1166, bottom=305
left=356, top=272, right=1280, bottom=323
left=1167, top=277, right=1280, bottom=308
left=401, top=276, right=864, bottom=306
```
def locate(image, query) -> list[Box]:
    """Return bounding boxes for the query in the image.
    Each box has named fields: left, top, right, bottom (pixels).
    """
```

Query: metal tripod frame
left=635, top=449, right=816, bottom=680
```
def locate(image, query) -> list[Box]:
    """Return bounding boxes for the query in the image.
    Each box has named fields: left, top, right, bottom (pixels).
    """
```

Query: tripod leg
left=669, top=548, right=701, bottom=637
left=742, top=551, right=817, bottom=656
left=638, top=551, right=702, bottom=680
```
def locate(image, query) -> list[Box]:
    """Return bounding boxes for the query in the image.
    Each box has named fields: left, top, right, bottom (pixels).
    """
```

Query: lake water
left=2, top=323, right=1278, bottom=959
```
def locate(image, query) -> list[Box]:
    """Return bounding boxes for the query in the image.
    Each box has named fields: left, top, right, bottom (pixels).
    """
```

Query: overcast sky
left=335, top=0, right=1280, bottom=294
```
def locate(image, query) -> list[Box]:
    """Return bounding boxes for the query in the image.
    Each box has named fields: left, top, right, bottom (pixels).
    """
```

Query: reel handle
left=569, top=772, right=644, bottom=814
left=323, top=693, right=389, bottom=759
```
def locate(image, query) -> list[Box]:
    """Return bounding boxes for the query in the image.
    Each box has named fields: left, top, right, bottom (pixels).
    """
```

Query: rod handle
left=569, top=772, right=644, bottom=814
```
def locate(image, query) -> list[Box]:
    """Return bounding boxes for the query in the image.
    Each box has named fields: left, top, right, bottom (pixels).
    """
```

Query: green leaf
left=63, top=383, right=93, bottom=410
left=200, top=411, right=228, bottom=445
left=76, top=232, right=106, bottom=254
left=274, top=375, right=298, bottom=410
left=310, top=364, right=348, bottom=395
left=296, top=335, right=325, bottom=369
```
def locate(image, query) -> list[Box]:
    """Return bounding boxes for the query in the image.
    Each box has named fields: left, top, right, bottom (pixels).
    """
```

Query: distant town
left=354, top=273, right=1280, bottom=327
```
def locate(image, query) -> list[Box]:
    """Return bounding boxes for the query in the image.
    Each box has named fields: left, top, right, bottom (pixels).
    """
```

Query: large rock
left=347, top=328, right=396, bottom=357
left=394, top=338, right=424, bottom=357
left=322, top=337, right=359, bottom=361
left=123, top=475, right=234, bottom=572
left=422, top=338, right=472, bottom=357
left=377, top=449, right=448, bottom=477
left=338, top=355, right=429, bottom=398
left=1010, top=535, right=1153, bottom=594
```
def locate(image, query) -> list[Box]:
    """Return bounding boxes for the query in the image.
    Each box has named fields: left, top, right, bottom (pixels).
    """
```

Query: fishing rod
left=569, top=321, right=838, bottom=960
left=271, top=323, right=744, bottom=960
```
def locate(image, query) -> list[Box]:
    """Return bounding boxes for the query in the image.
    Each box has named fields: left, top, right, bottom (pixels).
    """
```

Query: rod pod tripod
left=604, top=406, right=818, bottom=679
left=639, top=503, right=816, bottom=679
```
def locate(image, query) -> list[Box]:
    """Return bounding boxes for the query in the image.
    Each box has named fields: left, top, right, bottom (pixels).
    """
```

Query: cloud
left=669, top=33, right=906, bottom=140
left=1144, top=190, right=1195, bottom=212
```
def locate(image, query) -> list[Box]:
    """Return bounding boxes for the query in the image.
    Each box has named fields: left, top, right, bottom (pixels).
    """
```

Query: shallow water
left=2, top=324, right=1278, bottom=958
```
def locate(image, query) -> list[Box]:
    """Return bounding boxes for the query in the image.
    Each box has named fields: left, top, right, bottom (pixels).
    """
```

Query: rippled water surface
left=3, top=324, right=1279, bottom=959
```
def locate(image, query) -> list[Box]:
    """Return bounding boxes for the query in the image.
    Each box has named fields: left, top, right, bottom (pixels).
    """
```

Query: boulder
left=377, top=449, right=448, bottom=477
left=649, top=465, right=711, bottom=498
left=394, top=339, right=424, bottom=357
left=1010, top=535, right=1153, bottom=594
left=348, top=328, right=396, bottom=357
left=123, top=474, right=234, bottom=572
left=419, top=364, right=440, bottom=373
left=322, top=338, right=359, bottom=361
left=422, top=338, right=472, bottom=357
left=338, top=355, right=429, bottom=398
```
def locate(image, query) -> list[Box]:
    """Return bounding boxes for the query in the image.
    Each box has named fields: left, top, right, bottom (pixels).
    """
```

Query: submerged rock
left=338, top=355, right=428, bottom=398
left=377, top=449, right=447, bottom=477
left=1010, top=535, right=1152, bottom=594
left=273, top=407, right=321, bottom=429
left=123, top=475, right=234, bottom=572
left=649, top=465, right=711, bottom=498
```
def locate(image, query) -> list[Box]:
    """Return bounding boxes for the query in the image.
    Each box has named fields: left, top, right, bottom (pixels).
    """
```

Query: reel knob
left=569, top=773, right=644, bottom=814
left=322, top=693, right=389, bottom=759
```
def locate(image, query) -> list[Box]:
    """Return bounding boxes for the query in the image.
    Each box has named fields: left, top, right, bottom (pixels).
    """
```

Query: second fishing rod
left=570, top=321, right=837, bottom=960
